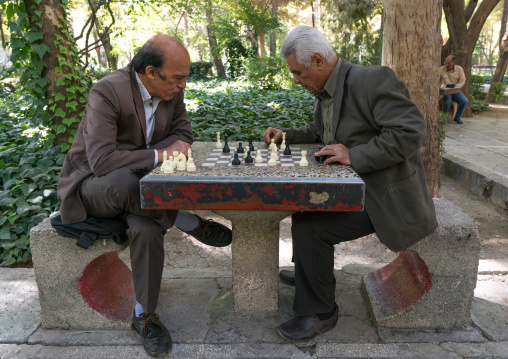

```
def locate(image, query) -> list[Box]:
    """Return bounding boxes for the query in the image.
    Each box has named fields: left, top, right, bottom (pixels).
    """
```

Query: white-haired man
left=263, top=25, right=437, bottom=342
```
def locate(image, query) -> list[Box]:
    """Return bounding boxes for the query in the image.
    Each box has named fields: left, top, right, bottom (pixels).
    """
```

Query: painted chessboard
left=202, top=147, right=303, bottom=167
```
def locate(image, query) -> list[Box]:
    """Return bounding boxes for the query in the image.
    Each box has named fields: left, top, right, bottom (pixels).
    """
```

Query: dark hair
left=132, top=40, right=166, bottom=76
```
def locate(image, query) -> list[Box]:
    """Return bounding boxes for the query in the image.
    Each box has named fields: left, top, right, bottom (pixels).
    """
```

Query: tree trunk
left=92, top=27, right=105, bottom=67
left=0, top=10, right=5, bottom=47
left=486, top=0, right=508, bottom=102
left=269, top=0, right=278, bottom=56
left=258, top=34, right=266, bottom=57
left=24, top=0, right=84, bottom=146
left=101, top=30, right=117, bottom=71
left=443, top=0, right=502, bottom=117
left=383, top=0, right=443, bottom=197
left=206, top=4, right=226, bottom=77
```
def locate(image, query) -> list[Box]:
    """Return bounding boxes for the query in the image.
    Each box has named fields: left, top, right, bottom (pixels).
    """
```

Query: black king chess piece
left=237, top=142, right=245, bottom=153
left=223, top=135, right=230, bottom=153
left=283, top=141, right=291, bottom=156
left=231, top=153, right=241, bottom=165
left=245, top=151, right=253, bottom=163
left=248, top=138, right=255, bottom=152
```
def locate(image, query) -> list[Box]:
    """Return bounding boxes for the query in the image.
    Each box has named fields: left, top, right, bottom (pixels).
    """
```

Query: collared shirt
left=135, top=73, right=161, bottom=168
left=440, top=64, right=465, bottom=89
left=315, top=58, right=342, bottom=145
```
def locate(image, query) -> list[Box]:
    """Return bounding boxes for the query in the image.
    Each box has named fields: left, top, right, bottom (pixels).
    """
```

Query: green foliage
left=185, top=79, right=313, bottom=142
left=243, top=56, right=296, bottom=90
left=0, top=87, right=64, bottom=267
left=189, top=61, right=213, bottom=79
left=471, top=99, right=489, bottom=112
left=226, top=38, right=249, bottom=78
left=470, top=74, right=485, bottom=100
left=488, top=82, right=507, bottom=103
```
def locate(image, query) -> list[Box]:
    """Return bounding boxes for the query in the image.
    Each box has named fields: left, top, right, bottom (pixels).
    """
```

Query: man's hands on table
left=263, top=127, right=283, bottom=145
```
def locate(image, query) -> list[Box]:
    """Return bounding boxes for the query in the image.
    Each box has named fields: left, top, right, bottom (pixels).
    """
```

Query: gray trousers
left=292, top=210, right=375, bottom=316
left=80, top=167, right=178, bottom=314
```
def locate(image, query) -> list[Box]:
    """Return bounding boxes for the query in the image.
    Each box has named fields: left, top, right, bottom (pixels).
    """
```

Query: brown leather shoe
left=183, top=216, right=232, bottom=247
left=132, top=311, right=172, bottom=357
left=278, top=304, right=338, bottom=342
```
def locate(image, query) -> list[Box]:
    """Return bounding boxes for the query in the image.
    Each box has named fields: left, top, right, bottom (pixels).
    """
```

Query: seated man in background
left=440, top=54, right=469, bottom=124
left=263, top=25, right=437, bottom=342
left=57, top=35, right=231, bottom=357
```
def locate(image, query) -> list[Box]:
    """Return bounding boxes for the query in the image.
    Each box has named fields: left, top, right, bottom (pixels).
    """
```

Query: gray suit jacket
left=285, top=60, right=437, bottom=252
left=57, top=64, right=194, bottom=224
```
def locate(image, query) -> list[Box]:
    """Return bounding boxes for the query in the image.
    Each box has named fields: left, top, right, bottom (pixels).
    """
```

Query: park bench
left=30, top=197, right=479, bottom=331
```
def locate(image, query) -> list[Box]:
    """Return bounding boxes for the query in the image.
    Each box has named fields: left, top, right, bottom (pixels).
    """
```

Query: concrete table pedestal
left=214, top=211, right=291, bottom=311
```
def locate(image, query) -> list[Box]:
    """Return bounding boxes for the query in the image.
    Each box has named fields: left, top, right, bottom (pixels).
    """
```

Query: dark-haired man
left=440, top=55, right=468, bottom=124
left=57, top=35, right=231, bottom=357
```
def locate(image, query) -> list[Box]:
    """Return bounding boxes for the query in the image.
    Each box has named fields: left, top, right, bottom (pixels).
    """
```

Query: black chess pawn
left=248, top=138, right=255, bottom=152
left=223, top=135, right=230, bottom=153
left=283, top=142, right=291, bottom=156
left=231, top=153, right=241, bottom=165
left=237, top=142, right=245, bottom=153
left=245, top=151, right=253, bottom=163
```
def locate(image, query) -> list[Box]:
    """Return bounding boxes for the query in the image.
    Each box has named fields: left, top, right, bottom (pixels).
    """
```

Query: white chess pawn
left=215, top=132, right=222, bottom=149
left=272, top=146, right=279, bottom=160
left=186, top=158, right=196, bottom=172
left=299, top=150, right=309, bottom=167
left=268, top=152, right=277, bottom=166
left=254, top=150, right=263, bottom=163
left=163, top=160, right=174, bottom=174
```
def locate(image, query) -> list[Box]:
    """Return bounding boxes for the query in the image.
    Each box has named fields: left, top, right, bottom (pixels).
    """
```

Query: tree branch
left=464, top=0, right=478, bottom=22
left=469, top=0, right=501, bottom=41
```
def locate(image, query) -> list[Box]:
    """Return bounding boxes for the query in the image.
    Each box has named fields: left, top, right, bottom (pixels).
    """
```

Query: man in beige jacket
left=440, top=55, right=469, bottom=124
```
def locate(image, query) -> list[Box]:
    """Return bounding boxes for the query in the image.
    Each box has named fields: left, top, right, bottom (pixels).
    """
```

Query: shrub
left=470, top=74, right=485, bottom=100
left=189, top=61, right=213, bottom=79
left=243, top=56, right=296, bottom=90
left=471, top=99, right=489, bottom=112
left=489, top=82, right=507, bottom=103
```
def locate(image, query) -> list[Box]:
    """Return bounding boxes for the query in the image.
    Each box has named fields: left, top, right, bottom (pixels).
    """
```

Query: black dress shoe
left=278, top=304, right=339, bottom=342
left=183, top=216, right=232, bottom=247
left=132, top=311, right=172, bottom=357
left=453, top=118, right=463, bottom=124
left=279, top=269, right=295, bottom=286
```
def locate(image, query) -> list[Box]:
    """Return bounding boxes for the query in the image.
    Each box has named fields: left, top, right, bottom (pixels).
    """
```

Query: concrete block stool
left=30, top=216, right=134, bottom=329
left=362, top=198, right=480, bottom=329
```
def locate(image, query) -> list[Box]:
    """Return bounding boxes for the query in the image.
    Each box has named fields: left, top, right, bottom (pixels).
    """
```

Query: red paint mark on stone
left=284, top=184, right=296, bottom=189
left=77, top=252, right=135, bottom=322
left=261, top=185, right=280, bottom=197
left=364, top=250, right=431, bottom=320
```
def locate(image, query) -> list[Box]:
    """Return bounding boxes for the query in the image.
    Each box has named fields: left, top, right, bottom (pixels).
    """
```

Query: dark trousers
left=80, top=167, right=178, bottom=314
left=292, top=210, right=375, bottom=316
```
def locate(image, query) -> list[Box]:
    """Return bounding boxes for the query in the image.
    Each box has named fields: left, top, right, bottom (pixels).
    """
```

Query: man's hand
left=263, top=127, right=283, bottom=145
left=315, top=143, right=351, bottom=166
left=158, top=140, right=191, bottom=163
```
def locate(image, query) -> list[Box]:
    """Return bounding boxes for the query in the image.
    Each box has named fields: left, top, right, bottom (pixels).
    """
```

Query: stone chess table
left=140, top=141, right=365, bottom=311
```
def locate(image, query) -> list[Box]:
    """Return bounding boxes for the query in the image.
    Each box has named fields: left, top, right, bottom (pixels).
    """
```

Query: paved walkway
left=1, top=119, right=507, bottom=359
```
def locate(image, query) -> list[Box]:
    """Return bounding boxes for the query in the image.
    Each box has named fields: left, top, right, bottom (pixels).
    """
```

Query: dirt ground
left=441, top=103, right=508, bottom=259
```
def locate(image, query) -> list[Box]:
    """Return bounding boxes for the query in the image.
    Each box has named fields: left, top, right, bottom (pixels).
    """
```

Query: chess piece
left=186, top=158, right=196, bottom=172
left=245, top=151, right=253, bottom=163
left=163, top=160, right=174, bottom=174
left=299, top=150, right=309, bottom=167
left=215, top=132, right=222, bottom=149
left=244, top=150, right=248, bottom=159
left=280, top=132, right=286, bottom=151
left=232, top=153, right=241, bottom=166
left=283, top=142, right=291, bottom=156
left=248, top=138, right=255, bottom=152
left=268, top=152, right=277, bottom=166
left=223, top=135, right=230, bottom=153
left=176, top=153, right=187, bottom=171
left=163, top=150, right=168, bottom=162
left=237, top=142, right=245, bottom=153
left=272, top=146, right=279, bottom=160
left=254, top=150, right=263, bottom=163
left=171, top=152, right=179, bottom=169
left=269, top=139, right=276, bottom=151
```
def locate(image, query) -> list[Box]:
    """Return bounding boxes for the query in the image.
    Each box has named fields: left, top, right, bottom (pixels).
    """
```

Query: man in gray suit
left=263, top=26, right=437, bottom=342
left=57, top=35, right=231, bottom=357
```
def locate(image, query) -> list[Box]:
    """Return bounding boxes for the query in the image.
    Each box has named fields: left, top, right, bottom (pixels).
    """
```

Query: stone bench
left=362, top=198, right=480, bottom=329
left=30, top=198, right=480, bottom=331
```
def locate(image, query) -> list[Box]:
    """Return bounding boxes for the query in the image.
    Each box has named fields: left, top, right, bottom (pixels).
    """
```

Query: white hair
left=280, top=25, right=336, bottom=68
